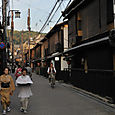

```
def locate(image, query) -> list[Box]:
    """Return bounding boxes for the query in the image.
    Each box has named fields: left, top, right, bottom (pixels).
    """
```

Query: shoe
left=20, top=107, right=24, bottom=112
left=24, top=110, right=27, bottom=114
left=7, top=106, right=11, bottom=112
left=2, top=110, right=6, bottom=115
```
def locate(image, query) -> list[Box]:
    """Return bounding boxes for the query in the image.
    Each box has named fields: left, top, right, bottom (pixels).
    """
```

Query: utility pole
left=27, top=8, right=31, bottom=66
left=7, top=9, right=20, bottom=72
left=2, top=0, right=7, bottom=41
left=21, top=30, right=24, bottom=66
left=2, top=0, right=7, bottom=69
left=11, top=10, right=14, bottom=72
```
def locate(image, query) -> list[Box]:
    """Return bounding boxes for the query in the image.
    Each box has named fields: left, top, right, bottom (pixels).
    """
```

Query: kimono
left=16, top=75, right=33, bottom=111
left=0, top=74, right=15, bottom=110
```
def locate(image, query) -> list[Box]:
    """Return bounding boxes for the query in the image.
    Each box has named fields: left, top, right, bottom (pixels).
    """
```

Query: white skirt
left=18, top=86, right=32, bottom=98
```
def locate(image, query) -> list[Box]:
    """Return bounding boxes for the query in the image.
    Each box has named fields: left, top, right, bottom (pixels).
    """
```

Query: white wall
left=61, top=56, right=68, bottom=71
left=60, top=24, right=68, bottom=71
left=63, top=25, right=68, bottom=51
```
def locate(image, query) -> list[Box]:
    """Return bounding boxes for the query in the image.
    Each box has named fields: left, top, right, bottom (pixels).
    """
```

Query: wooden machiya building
left=32, top=21, right=68, bottom=79
left=31, top=43, right=41, bottom=70
left=62, top=0, right=115, bottom=102
left=44, top=21, right=68, bottom=80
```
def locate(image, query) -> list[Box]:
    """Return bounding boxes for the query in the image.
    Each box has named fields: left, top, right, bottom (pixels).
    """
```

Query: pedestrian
left=26, top=63, right=32, bottom=80
left=36, top=62, right=41, bottom=75
left=47, top=62, right=56, bottom=85
left=0, top=67, right=15, bottom=115
left=15, top=65, right=22, bottom=80
left=16, top=68, right=33, bottom=113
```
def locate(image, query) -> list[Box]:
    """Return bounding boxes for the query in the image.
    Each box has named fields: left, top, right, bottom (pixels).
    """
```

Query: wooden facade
left=62, top=0, right=115, bottom=102
left=63, top=0, right=114, bottom=48
left=29, top=22, right=68, bottom=77
left=24, top=0, right=115, bottom=102
left=41, top=40, right=48, bottom=58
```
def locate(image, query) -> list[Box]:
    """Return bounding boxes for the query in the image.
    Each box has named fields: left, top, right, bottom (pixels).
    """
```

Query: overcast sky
left=4, top=0, right=70, bottom=33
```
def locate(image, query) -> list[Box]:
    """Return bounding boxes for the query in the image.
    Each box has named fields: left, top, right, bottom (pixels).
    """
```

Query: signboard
left=0, top=42, right=5, bottom=49
left=55, top=57, right=59, bottom=61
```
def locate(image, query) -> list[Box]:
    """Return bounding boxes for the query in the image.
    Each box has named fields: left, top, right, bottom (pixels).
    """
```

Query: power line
left=42, top=0, right=63, bottom=31
left=53, top=0, right=72, bottom=26
left=38, top=0, right=72, bottom=35
left=39, top=0, right=72, bottom=33
left=39, top=0, right=60, bottom=33
left=50, top=1, right=63, bottom=21
left=34, top=0, right=72, bottom=41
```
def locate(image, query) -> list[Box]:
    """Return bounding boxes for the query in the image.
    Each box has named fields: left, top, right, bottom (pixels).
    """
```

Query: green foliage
left=7, top=30, right=46, bottom=45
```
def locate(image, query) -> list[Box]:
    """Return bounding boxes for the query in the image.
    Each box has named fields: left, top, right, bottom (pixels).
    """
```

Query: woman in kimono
left=16, top=68, right=33, bottom=113
left=0, top=67, right=15, bottom=115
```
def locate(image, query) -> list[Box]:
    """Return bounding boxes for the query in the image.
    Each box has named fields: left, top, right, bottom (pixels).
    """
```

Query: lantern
left=15, top=11, right=21, bottom=18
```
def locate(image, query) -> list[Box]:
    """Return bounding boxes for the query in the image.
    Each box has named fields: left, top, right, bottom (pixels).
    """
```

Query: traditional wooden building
left=30, top=43, right=41, bottom=70
left=62, top=0, right=115, bottom=102
left=40, top=21, right=68, bottom=79
left=31, top=21, right=68, bottom=78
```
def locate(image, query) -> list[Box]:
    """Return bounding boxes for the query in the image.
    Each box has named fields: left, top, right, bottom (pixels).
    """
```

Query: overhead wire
left=39, top=0, right=72, bottom=33
left=53, top=0, right=72, bottom=27
left=39, top=0, right=60, bottom=33
left=43, top=0, right=63, bottom=31
left=35, top=0, right=72, bottom=43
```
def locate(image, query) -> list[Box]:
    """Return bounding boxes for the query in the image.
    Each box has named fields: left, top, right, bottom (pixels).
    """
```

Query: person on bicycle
left=47, top=63, right=56, bottom=85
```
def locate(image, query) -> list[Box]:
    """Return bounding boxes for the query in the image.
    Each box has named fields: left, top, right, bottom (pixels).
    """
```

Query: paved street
left=0, top=73, right=115, bottom=115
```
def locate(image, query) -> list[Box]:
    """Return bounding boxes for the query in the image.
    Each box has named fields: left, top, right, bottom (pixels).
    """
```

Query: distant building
left=30, top=21, right=68, bottom=78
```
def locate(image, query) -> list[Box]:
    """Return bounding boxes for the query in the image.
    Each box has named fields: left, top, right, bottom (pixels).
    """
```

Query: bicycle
left=49, top=73, right=55, bottom=88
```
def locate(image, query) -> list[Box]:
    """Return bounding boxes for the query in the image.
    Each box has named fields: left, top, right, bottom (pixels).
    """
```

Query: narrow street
left=1, top=0, right=115, bottom=114
left=0, top=73, right=114, bottom=115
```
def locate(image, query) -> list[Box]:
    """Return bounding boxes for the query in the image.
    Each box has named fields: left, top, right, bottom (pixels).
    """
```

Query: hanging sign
left=0, top=42, right=5, bottom=49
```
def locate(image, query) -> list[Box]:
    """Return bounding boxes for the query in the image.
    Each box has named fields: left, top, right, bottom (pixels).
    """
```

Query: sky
left=3, top=0, right=70, bottom=33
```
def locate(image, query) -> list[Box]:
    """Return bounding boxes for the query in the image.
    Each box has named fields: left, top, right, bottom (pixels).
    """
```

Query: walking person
left=26, top=63, right=32, bottom=80
left=15, top=65, right=22, bottom=80
left=36, top=62, right=41, bottom=75
left=0, top=67, right=15, bottom=115
left=16, top=68, right=33, bottom=113
left=47, top=63, right=56, bottom=85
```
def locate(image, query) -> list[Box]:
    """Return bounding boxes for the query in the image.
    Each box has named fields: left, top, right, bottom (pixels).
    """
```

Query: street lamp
left=7, top=9, right=21, bottom=73
left=15, top=11, right=21, bottom=18
left=7, top=10, right=21, bottom=25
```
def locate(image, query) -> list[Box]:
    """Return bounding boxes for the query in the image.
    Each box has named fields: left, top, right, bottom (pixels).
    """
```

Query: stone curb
left=34, top=74, right=115, bottom=109
left=61, top=83, right=115, bottom=109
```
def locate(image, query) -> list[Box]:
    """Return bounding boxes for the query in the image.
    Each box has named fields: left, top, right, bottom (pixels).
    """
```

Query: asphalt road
left=0, top=73, right=115, bottom=115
